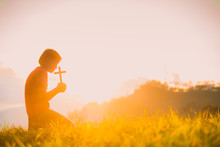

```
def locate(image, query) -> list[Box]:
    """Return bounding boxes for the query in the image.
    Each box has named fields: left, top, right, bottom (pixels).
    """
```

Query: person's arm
left=35, top=82, right=67, bottom=102
left=30, top=68, right=67, bottom=103
left=43, top=83, right=67, bottom=101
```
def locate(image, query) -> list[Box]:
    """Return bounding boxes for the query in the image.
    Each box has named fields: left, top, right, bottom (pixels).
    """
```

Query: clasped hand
left=56, top=82, right=67, bottom=92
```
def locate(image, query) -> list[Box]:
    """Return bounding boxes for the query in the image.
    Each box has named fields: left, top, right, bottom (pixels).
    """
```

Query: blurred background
left=0, top=0, right=220, bottom=127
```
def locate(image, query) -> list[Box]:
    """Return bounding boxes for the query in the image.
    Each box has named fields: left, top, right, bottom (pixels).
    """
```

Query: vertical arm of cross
left=54, top=66, right=66, bottom=83
left=58, top=66, right=62, bottom=83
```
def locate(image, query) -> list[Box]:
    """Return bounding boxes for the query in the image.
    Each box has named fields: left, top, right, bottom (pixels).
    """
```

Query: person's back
left=25, top=66, right=49, bottom=117
left=25, top=49, right=73, bottom=129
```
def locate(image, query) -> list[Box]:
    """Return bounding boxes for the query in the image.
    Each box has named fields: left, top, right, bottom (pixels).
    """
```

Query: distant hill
left=72, top=80, right=220, bottom=122
left=0, top=106, right=28, bottom=128
left=0, top=65, right=24, bottom=104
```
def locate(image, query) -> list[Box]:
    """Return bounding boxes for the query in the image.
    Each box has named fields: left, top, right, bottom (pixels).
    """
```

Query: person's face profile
left=47, top=60, right=60, bottom=73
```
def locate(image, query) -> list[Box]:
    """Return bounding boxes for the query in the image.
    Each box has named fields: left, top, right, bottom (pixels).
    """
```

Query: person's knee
left=61, top=117, right=74, bottom=127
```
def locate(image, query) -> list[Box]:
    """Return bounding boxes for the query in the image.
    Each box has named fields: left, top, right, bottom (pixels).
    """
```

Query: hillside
left=74, top=80, right=220, bottom=122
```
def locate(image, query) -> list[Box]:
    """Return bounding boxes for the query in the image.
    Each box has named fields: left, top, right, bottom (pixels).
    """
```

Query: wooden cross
left=54, top=66, right=66, bottom=83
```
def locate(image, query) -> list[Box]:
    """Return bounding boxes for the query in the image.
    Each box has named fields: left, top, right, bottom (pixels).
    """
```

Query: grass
left=0, top=110, right=220, bottom=147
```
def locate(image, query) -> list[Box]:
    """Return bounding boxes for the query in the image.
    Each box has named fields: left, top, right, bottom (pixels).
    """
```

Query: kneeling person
left=25, top=49, right=73, bottom=129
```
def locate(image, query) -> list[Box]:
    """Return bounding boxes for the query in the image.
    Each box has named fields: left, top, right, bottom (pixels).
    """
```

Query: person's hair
left=39, top=49, right=62, bottom=67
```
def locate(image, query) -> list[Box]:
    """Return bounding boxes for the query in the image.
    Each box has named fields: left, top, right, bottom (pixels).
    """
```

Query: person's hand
left=56, top=82, right=67, bottom=93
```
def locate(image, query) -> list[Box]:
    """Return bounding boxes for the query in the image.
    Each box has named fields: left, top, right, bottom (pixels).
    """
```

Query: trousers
left=28, top=109, right=74, bottom=129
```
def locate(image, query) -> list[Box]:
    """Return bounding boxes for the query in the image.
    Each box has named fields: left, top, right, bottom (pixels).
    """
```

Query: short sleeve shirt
left=25, top=66, right=49, bottom=116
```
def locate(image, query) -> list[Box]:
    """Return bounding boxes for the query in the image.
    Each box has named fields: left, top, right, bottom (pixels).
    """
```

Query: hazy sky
left=0, top=0, right=220, bottom=103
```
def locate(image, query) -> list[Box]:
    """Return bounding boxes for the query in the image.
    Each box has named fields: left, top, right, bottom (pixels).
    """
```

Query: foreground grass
left=1, top=110, right=220, bottom=147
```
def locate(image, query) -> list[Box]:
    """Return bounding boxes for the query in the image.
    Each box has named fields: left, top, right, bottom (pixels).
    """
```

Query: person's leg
left=28, top=113, right=49, bottom=130
left=44, top=109, right=74, bottom=128
left=28, top=109, right=74, bottom=130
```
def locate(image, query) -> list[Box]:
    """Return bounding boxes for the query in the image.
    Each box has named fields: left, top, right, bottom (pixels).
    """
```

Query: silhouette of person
left=25, top=49, right=73, bottom=129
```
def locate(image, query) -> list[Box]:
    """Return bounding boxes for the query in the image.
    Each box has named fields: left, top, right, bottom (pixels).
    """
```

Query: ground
left=0, top=110, right=219, bottom=147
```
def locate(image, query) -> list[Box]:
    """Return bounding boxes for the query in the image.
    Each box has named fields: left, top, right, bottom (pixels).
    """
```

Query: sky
left=0, top=0, right=220, bottom=106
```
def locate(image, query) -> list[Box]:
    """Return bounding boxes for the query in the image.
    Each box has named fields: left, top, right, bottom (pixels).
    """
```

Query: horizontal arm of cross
left=54, top=71, right=66, bottom=74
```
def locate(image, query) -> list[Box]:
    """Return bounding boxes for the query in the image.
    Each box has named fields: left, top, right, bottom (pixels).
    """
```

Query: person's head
left=39, top=49, right=62, bottom=73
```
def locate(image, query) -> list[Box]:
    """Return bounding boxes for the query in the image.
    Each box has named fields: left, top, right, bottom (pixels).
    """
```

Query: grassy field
left=0, top=110, right=219, bottom=147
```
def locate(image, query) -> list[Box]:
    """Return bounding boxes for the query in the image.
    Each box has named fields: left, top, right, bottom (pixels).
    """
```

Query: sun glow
left=0, top=0, right=220, bottom=104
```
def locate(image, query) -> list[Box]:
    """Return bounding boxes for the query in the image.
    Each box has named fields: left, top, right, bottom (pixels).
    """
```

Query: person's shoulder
left=25, top=66, right=47, bottom=87
left=35, top=66, right=47, bottom=74
left=28, top=66, right=47, bottom=79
